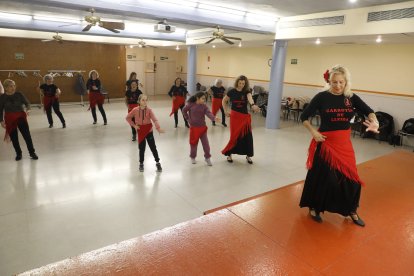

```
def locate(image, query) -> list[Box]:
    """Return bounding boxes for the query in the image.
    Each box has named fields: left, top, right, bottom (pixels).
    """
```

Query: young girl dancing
left=182, top=92, right=218, bottom=166
left=126, top=94, right=164, bottom=172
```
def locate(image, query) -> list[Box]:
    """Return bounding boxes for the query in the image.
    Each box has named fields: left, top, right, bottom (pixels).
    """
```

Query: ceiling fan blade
left=221, top=37, right=234, bottom=45
left=41, top=39, right=52, bottom=42
left=205, top=38, right=216, bottom=44
left=82, top=24, right=93, bottom=32
left=224, top=36, right=242, bottom=41
left=101, top=26, right=120, bottom=33
left=100, top=21, right=125, bottom=30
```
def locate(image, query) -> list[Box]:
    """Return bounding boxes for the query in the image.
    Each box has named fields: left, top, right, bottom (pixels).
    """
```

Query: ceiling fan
left=196, top=26, right=242, bottom=45
left=133, top=39, right=156, bottom=48
left=41, top=32, right=64, bottom=43
left=82, top=8, right=125, bottom=33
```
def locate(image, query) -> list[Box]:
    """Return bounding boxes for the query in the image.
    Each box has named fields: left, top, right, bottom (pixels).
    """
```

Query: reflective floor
left=0, top=96, right=405, bottom=275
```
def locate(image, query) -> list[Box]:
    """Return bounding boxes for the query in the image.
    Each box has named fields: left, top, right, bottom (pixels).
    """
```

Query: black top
left=0, top=92, right=30, bottom=122
left=126, top=79, right=139, bottom=90
left=300, top=91, right=374, bottom=132
left=125, top=89, right=142, bottom=104
left=39, top=83, right=59, bottom=97
left=168, top=85, right=188, bottom=97
left=227, top=89, right=251, bottom=114
left=211, top=86, right=225, bottom=99
left=86, top=79, right=101, bottom=93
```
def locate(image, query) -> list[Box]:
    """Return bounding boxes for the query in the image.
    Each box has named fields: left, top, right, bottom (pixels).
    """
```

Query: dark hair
left=174, top=77, right=182, bottom=85
left=129, top=72, right=137, bottom=80
left=187, top=92, right=206, bottom=103
left=233, top=75, right=250, bottom=93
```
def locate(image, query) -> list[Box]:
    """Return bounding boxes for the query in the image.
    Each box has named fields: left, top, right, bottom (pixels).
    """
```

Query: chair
left=398, top=118, right=414, bottom=151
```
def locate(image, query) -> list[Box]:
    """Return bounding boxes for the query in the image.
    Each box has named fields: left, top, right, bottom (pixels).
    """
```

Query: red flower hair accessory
left=323, top=69, right=330, bottom=83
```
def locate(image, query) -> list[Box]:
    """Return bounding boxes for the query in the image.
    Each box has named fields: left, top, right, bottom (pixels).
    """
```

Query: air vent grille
left=368, top=7, right=414, bottom=22
left=279, top=16, right=345, bottom=29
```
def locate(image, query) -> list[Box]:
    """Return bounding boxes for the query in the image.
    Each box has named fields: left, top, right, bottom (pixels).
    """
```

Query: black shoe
left=174, top=124, right=178, bottom=128
left=49, top=124, right=53, bottom=128
left=104, top=121, right=107, bottom=125
left=246, top=156, right=253, bottom=164
left=350, top=213, right=365, bottom=227
left=156, top=162, right=162, bottom=172
left=226, top=155, right=233, bottom=163
left=309, top=209, right=322, bottom=223
left=222, top=122, right=227, bottom=127
left=30, top=153, right=39, bottom=160
left=212, top=121, right=216, bottom=126
left=15, top=154, right=22, bottom=161
left=132, top=136, right=136, bottom=141
left=93, top=121, right=97, bottom=125
left=185, top=123, right=190, bottom=128
left=139, top=164, right=144, bottom=172
left=62, top=123, right=66, bottom=128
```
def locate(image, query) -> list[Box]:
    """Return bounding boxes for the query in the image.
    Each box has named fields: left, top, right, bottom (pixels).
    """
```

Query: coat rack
left=47, top=70, right=87, bottom=106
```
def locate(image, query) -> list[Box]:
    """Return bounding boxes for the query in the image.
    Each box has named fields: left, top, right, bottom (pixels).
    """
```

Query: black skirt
left=224, top=131, right=254, bottom=157
left=299, top=144, right=361, bottom=216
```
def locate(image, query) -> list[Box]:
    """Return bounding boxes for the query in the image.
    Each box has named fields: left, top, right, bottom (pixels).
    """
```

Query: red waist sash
left=88, top=92, right=104, bottom=109
left=4, top=111, right=27, bottom=142
left=306, top=128, right=364, bottom=186
left=211, top=98, right=222, bottom=115
left=43, top=95, right=57, bottom=111
left=169, top=96, right=185, bottom=116
left=128, top=103, right=138, bottom=113
left=221, top=111, right=251, bottom=154
left=137, top=123, right=153, bottom=144
left=189, top=126, right=208, bottom=145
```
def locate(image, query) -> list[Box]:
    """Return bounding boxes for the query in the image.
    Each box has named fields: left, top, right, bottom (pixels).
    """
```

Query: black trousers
left=130, top=118, right=136, bottom=138
left=9, top=119, right=35, bottom=155
left=138, top=132, right=160, bottom=164
left=218, top=106, right=226, bottom=124
left=91, top=104, right=107, bottom=123
left=173, top=105, right=189, bottom=127
left=45, top=100, right=65, bottom=125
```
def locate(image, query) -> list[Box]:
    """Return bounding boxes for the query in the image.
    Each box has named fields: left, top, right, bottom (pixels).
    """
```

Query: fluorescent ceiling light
left=33, top=15, right=80, bottom=24
left=198, top=4, right=246, bottom=16
left=246, top=12, right=278, bottom=21
left=0, top=12, right=32, bottom=21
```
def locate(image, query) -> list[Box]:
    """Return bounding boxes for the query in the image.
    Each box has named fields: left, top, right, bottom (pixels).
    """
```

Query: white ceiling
left=0, top=0, right=413, bottom=48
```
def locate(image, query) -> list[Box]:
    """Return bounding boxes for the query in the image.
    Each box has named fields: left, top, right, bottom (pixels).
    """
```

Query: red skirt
left=189, top=126, right=208, bottom=145
left=306, top=128, right=364, bottom=186
left=128, top=103, right=138, bottom=113
left=221, top=111, right=251, bottom=155
left=138, top=123, right=153, bottom=144
left=89, top=92, right=104, bottom=109
left=211, top=98, right=222, bottom=115
left=43, top=95, right=57, bottom=111
left=169, top=96, right=185, bottom=116
left=4, top=111, right=27, bottom=142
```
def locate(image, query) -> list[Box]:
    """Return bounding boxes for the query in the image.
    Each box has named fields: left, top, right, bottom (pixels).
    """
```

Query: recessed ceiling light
left=376, top=35, right=382, bottom=43
left=349, top=0, right=357, bottom=3
left=238, top=41, right=242, bottom=47
left=176, top=45, right=180, bottom=50
left=315, top=38, right=321, bottom=45
left=212, top=45, right=216, bottom=48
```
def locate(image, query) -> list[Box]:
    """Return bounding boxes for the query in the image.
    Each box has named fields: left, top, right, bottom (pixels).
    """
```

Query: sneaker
left=222, top=122, right=227, bottom=127
left=62, top=123, right=66, bottom=128
left=93, top=121, right=97, bottom=125
left=191, top=158, right=197, bottom=164
left=156, top=162, right=162, bottom=172
left=30, top=153, right=39, bottom=160
left=132, top=136, right=136, bottom=141
left=139, top=164, right=144, bottom=172
left=15, top=154, right=22, bottom=161
left=49, top=124, right=53, bottom=128
left=205, top=158, right=212, bottom=166
left=104, top=121, right=108, bottom=125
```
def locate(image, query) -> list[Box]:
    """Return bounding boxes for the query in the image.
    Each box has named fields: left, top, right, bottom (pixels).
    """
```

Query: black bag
left=401, top=118, right=414, bottom=134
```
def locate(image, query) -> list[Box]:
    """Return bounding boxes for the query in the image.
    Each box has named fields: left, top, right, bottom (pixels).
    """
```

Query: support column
left=187, top=45, right=197, bottom=96
left=265, top=39, right=288, bottom=129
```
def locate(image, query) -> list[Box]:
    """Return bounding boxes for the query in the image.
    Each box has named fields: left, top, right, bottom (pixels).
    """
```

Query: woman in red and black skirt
left=0, top=79, right=38, bottom=161
left=221, top=75, right=260, bottom=164
left=299, top=65, right=379, bottom=227
left=39, top=74, right=66, bottom=128
left=208, top=78, right=227, bottom=127
left=86, top=70, right=107, bottom=125
left=168, top=77, right=189, bottom=128
left=125, top=81, right=142, bottom=141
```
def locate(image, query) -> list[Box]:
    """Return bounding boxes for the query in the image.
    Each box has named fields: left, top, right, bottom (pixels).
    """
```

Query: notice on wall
left=160, top=56, right=168, bottom=60
left=15, top=53, right=24, bottom=60
left=290, top=58, right=298, bottom=65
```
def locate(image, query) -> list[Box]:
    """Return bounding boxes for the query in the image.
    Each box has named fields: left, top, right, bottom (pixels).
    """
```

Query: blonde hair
left=89, top=70, right=99, bottom=79
left=328, top=65, right=353, bottom=97
left=3, top=79, right=15, bottom=88
left=138, top=94, right=147, bottom=102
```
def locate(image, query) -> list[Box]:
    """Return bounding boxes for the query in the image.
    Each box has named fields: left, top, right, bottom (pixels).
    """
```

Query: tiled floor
left=19, top=151, right=414, bottom=275
left=0, top=96, right=407, bottom=275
